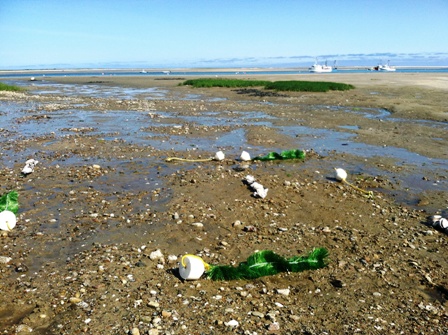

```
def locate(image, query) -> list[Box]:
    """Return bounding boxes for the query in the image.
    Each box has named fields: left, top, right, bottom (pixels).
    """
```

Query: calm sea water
left=1, top=67, right=448, bottom=78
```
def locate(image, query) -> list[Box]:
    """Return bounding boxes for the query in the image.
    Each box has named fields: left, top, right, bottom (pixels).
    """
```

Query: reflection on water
left=317, top=105, right=391, bottom=119
left=2, top=98, right=447, bottom=167
left=6, top=80, right=169, bottom=100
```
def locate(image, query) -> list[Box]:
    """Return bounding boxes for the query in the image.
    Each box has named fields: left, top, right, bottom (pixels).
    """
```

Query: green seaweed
left=253, top=149, right=306, bottom=161
left=0, top=191, right=19, bottom=214
left=206, top=248, right=329, bottom=281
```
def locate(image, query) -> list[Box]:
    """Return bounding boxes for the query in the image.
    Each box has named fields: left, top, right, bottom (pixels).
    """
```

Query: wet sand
left=0, top=72, right=447, bottom=334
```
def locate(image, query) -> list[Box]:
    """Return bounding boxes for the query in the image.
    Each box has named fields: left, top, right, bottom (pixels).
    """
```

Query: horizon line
left=2, top=65, right=448, bottom=74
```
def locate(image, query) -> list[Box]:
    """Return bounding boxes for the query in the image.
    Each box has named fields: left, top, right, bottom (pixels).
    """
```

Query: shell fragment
left=244, top=175, right=268, bottom=199
left=22, top=159, right=38, bottom=175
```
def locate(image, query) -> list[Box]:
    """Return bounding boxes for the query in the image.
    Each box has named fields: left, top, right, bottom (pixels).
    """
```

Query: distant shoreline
left=1, top=65, right=448, bottom=75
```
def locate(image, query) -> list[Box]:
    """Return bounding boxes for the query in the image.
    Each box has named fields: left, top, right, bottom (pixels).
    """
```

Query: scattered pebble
left=268, top=322, right=280, bottom=331
left=224, top=319, right=239, bottom=327
left=276, top=288, right=290, bottom=296
left=147, top=301, right=160, bottom=308
left=149, top=249, right=164, bottom=260
left=251, top=311, right=264, bottom=318
left=0, top=256, right=12, bottom=264
left=16, top=324, right=33, bottom=333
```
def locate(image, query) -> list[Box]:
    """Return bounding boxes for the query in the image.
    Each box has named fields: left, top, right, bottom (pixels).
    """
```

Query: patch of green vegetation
left=182, top=78, right=270, bottom=88
left=0, top=82, right=24, bottom=92
left=182, top=78, right=354, bottom=92
left=265, top=80, right=354, bottom=92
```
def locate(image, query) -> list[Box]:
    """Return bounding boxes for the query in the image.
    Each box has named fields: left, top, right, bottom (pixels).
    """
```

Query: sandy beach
left=0, top=72, right=447, bottom=334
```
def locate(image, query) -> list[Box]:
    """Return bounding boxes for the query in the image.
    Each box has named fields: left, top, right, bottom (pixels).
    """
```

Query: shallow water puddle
left=140, top=128, right=253, bottom=153
left=2, top=98, right=447, bottom=171
left=317, top=104, right=392, bottom=119
left=7, top=79, right=169, bottom=100
left=281, top=125, right=446, bottom=165
left=321, top=104, right=448, bottom=129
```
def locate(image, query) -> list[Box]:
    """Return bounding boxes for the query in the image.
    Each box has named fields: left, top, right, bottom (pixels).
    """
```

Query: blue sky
left=1, top=0, right=447, bottom=69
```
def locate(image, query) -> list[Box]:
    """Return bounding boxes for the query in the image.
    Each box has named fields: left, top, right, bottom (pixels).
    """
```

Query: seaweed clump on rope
left=206, top=248, right=329, bottom=281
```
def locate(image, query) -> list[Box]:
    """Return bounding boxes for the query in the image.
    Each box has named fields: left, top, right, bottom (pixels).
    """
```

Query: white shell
left=224, top=320, right=239, bottom=327
left=214, top=151, right=225, bottom=161
left=0, top=210, right=17, bottom=231
left=334, top=168, right=347, bottom=181
left=240, top=151, right=251, bottom=161
left=251, top=182, right=263, bottom=191
left=0, top=256, right=12, bottom=264
left=25, top=159, right=38, bottom=165
left=438, top=218, right=448, bottom=229
left=22, top=159, right=38, bottom=175
left=149, top=249, right=164, bottom=260
left=245, top=175, right=256, bottom=184
left=22, top=166, right=34, bottom=174
left=250, top=181, right=268, bottom=198
left=254, top=187, right=268, bottom=199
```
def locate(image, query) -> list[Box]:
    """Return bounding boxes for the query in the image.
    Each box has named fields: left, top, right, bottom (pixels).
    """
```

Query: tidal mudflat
left=0, top=73, right=447, bottom=334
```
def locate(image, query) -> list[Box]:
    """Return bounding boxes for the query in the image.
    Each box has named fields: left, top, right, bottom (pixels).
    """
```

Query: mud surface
left=0, top=73, right=447, bottom=334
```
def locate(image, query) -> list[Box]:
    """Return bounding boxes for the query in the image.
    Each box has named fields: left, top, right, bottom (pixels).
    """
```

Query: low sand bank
left=27, top=71, right=448, bottom=89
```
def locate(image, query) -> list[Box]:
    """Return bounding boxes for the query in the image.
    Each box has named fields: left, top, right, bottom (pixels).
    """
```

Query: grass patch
left=264, top=80, right=354, bottom=92
left=0, top=82, right=25, bottom=92
left=182, top=78, right=270, bottom=88
left=182, top=78, right=354, bottom=92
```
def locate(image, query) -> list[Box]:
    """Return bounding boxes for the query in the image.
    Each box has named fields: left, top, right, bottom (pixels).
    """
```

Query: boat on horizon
left=309, top=59, right=332, bottom=73
left=372, top=60, right=396, bottom=72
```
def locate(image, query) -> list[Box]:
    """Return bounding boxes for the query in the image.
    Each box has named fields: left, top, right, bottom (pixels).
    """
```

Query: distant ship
left=309, top=59, right=332, bottom=73
left=372, top=60, right=396, bottom=72
left=162, top=70, right=171, bottom=75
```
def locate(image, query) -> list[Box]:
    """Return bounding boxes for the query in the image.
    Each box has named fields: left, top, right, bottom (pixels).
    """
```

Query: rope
left=181, top=254, right=211, bottom=271
left=165, top=157, right=214, bottom=162
left=343, top=179, right=374, bottom=198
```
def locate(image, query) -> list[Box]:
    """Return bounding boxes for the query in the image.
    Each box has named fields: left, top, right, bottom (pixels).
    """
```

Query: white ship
left=309, top=59, right=332, bottom=73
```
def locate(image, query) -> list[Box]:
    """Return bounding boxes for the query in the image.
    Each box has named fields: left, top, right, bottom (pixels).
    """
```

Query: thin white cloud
left=2, top=26, right=124, bottom=41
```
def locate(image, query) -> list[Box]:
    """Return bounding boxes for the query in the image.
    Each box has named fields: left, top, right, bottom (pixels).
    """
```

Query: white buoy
left=438, top=218, right=448, bottom=230
left=178, top=255, right=206, bottom=280
left=240, top=151, right=251, bottom=161
left=334, top=168, right=348, bottom=181
left=0, top=210, right=17, bottom=231
left=214, top=151, right=225, bottom=161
